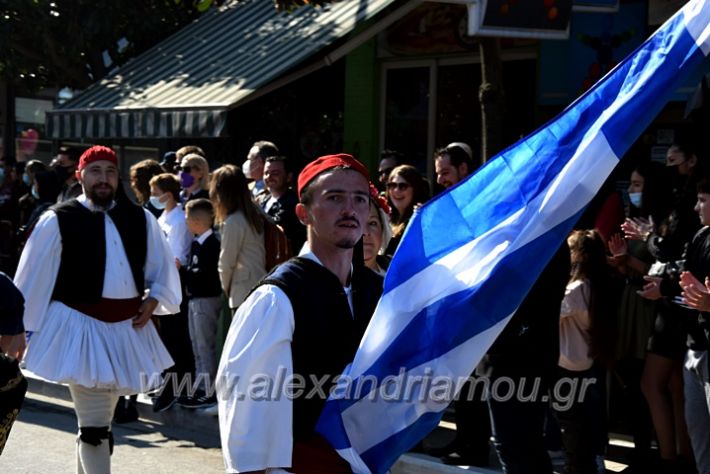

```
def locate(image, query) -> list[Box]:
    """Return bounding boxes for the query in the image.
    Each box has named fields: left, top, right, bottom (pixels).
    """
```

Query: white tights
left=69, top=384, right=119, bottom=474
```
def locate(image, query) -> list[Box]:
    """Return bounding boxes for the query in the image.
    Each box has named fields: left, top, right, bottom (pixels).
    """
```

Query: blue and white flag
left=317, top=1, right=710, bottom=473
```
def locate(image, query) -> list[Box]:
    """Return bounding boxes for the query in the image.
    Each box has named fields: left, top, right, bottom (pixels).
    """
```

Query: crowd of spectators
left=2, top=137, right=710, bottom=474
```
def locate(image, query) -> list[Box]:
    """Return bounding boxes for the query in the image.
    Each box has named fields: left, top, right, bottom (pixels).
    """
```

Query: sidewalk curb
left=25, top=374, right=501, bottom=474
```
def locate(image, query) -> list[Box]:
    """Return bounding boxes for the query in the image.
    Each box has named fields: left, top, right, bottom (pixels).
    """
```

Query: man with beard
left=217, top=154, right=383, bottom=473
left=434, top=144, right=475, bottom=190
left=9, top=145, right=182, bottom=473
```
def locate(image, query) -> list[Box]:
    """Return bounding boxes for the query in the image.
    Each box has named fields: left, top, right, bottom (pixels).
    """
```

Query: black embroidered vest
left=260, top=257, right=383, bottom=440
left=51, top=198, right=147, bottom=304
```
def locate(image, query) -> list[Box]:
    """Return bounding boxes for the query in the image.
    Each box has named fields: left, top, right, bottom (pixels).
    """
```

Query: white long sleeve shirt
left=157, top=203, right=192, bottom=267
left=14, top=195, right=182, bottom=332
left=216, top=252, right=352, bottom=473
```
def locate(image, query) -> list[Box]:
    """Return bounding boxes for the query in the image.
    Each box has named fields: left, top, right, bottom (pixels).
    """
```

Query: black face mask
left=55, top=165, right=74, bottom=181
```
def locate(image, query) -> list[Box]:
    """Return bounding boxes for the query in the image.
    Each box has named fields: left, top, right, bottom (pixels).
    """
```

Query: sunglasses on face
left=181, top=165, right=195, bottom=172
left=386, top=182, right=411, bottom=192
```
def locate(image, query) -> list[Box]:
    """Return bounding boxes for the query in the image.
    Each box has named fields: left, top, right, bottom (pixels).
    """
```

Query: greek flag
left=317, top=1, right=710, bottom=473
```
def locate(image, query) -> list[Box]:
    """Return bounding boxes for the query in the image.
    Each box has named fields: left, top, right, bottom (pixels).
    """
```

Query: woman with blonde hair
left=209, top=165, right=266, bottom=310
left=364, top=185, right=392, bottom=276
left=180, top=153, right=211, bottom=203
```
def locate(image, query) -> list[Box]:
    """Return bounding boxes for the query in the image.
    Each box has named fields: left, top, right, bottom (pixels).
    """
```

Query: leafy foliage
left=0, top=0, right=218, bottom=92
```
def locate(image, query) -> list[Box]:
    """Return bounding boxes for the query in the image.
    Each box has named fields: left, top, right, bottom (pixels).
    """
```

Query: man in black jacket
left=261, top=156, right=306, bottom=253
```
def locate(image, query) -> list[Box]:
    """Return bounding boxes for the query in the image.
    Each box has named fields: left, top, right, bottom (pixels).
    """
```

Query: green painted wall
left=343, top=38, right=379, bottom=174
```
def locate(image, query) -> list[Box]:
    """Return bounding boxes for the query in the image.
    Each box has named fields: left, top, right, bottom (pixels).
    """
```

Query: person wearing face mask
left=613, top=158, right=697, bottom=471
left=53, top=146, right=83, bottom=204
left=148, top=173, right=196, bottom=413
left=17, top=170, right=62, bottom=252
left=174, top=145, right=205, bottom=174
left=16, top=160, right=48, bottom=229
left=242, top=140, right=279, bottom=203
left=179, top=154, right=210, bottom=204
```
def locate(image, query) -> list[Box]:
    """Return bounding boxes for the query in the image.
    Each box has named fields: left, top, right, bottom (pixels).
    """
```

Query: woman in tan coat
left=210, top=165, right=266, bottom=310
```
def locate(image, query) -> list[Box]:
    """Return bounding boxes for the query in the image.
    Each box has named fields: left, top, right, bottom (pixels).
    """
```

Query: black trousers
left=454, top=375, right=492, bottom=460
left=155, top=271, right=195, bottom=396
left=488, top=374, right=553, bottom=474
left=553, top=366, right=607, bottom=474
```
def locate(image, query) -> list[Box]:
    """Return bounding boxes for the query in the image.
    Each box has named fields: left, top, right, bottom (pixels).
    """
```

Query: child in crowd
left=179, top=198, right=223, bottom=409
left=556, top=230, right=613, bottom=474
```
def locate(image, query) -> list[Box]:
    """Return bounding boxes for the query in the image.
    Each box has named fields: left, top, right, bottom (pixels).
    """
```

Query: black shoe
left=441, top=452, right=490, bottom=467
left=151, top=389, right=177, bottom=413
left=177, top=393, right=216, bottom=409
left=113, top=398, right=139, bottom=424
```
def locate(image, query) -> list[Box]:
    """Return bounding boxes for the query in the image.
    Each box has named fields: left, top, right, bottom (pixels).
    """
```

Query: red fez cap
left=297, top=153, right=369, bottom=198
left=78, top=146, right=118, bottom=171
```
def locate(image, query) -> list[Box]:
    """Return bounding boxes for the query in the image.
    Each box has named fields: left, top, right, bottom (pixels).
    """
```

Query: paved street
left=2, top=384, right=632, bottom=474
left=2, top=392, right=224, bottom=473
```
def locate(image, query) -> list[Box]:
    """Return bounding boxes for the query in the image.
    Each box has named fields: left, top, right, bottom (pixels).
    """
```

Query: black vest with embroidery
left=51, top=198, right=147, bottom=305
left=260, top=257, right=383, bottom=440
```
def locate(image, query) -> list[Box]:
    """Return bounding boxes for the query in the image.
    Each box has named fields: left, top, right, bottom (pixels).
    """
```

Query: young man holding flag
left=216, top=154, right=383, bottom=473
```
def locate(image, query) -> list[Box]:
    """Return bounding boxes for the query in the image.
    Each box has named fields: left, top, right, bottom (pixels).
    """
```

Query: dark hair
left=58, top=146, right=81, bottom=163
left=209, top=164, right=264, bottom=233
left=185, top=197, right=215, bottom=225
left=149, top=173, right=181, bottom=202
left=34, top=170, right=62, bottom=203
left=387, top=164, right=430, bottom=230
left=253, top=141, right=279, bottom=160
left=380, top=149, right=404, bottom=164
left=629, top=161, right=673, bottom=225
left=265, top=155, right=293, bottom=173
left=697, top=178, right=710, bottom=194
left=434, top=146, right=473, bottom=169
left=25, top=159, right=47, bottom=177
left=130, top=159, right=164, bottom=204
left=669, top=142, right=696, bottom=159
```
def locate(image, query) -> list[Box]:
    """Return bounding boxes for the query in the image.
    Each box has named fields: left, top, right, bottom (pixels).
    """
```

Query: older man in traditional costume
left=9, top=145, right=181, bottom=473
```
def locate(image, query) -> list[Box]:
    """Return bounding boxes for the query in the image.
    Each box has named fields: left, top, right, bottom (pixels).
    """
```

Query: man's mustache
left=337, top=216, right=360, bottom=225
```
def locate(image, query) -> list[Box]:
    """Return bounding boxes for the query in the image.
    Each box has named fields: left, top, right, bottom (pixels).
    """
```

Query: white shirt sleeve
left=13, top=211, right=61, bottom=332
left=144, top=210, right=183, bottom=315
left=217, top=285, right=295, bottom=473
left=170, top=206, right=192, bottom=266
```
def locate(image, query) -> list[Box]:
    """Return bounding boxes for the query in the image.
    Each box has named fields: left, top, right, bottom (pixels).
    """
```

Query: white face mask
left=149, top=195, right=166, bottom=210
left=628, top=192, right=642, bottom=208
left=242, top=160, right=253, bottom=180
